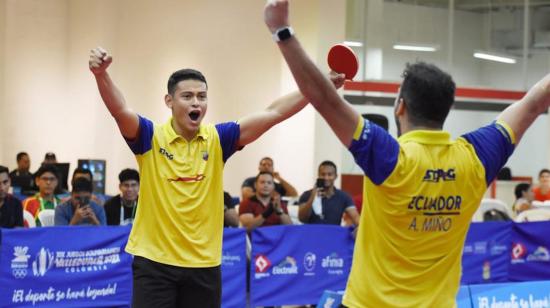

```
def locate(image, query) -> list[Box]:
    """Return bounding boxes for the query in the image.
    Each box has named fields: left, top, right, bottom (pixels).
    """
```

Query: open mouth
left=189, top=110, right=201, bottom=121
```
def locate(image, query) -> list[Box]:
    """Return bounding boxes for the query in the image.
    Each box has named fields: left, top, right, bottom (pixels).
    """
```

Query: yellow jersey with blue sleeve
left=124, top=115, right=240, bottom=267
left=342, top=116, right=515, bottom=308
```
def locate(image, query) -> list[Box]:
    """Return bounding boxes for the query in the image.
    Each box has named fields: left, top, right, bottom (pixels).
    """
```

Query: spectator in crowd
left=298, top=161, right=359, bottom=226
left=533, top=169, right=550, bottom=201
left=241, top=157, right=298, bottom=201
left=23, top=164, right=62, bottom=226
left=9, top=152, right=34, bottom=195
left=65, top=167, right=105, bottom=205
left=42, top=152, right=57, bottom=165
left=223, top=191, right=239, bottom=227
left=513, top=183, right=534, bottom=215
left=0, top=165, right=24, bottom=228
left=239, top=171, right=292, bottom=232
left=55, top=177, right=106, bottom=226
left=104, top=169, right=140, bottom=225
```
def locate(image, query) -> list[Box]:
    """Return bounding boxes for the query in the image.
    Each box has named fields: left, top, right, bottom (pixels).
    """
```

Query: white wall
left=0, top=0, right=5, bottom=164
left=0, top=0, right=347, bottom=197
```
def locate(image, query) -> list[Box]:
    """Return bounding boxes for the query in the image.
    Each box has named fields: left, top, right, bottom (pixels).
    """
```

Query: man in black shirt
left=9, top=152, right=34, bottom=195
left=104, top=169, right=139, bottom=225
left=0, top=165, right=24, bottom=228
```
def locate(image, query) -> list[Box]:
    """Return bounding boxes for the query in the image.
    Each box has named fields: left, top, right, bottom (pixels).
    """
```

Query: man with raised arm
left=89, top=47, right=343, bottom=307
left=264, top=1, right=550, bottom=307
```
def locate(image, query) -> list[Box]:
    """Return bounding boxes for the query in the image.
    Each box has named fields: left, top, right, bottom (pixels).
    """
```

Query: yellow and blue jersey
left=343, top=116, right=515, bottom=308
left=124, top=115, right=240, bottom=267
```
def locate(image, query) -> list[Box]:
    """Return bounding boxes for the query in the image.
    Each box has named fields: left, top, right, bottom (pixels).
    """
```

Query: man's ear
left=395, top=98, right=406, bottom=117
left=165, top=94, right=173, bottom=109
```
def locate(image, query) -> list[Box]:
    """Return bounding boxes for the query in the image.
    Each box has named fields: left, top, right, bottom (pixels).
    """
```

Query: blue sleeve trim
left=215, top=121, right=241, bottom=163
left=462, top=122, right=515, bottom=186
left=125, top=115, right=154, bottom=155
left=348, top=119, right=399, bottom=185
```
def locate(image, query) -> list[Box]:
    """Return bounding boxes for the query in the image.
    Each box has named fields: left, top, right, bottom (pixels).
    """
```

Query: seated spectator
left=298, top=161, right=359, bottom=226
left=241, top=157, right=298, bottom=201
left=513, top=183, right=534, bottom=215
left=224, top=191, right=239, bottom=227
left=23, top=164, right=62, bottom=226
left=54, top=177, right=106, bottom=226
left=42, top=152, right=57, bottom=165
left=0, top=165, right=24, bottom=228
left=104, top=169, right=139, bottom=225
left=62, top=167, right=105, bottom=205
left=239, top=171, right=292, bottom=232
left=9, top=152, right=34, bottom=195
left=533, top=169, right=550, bottom=201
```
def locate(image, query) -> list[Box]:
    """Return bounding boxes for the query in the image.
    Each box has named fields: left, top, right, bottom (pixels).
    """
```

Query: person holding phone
left=54, top=177, right=106, bottom=226
left=298, top=161, right=359, bottom=226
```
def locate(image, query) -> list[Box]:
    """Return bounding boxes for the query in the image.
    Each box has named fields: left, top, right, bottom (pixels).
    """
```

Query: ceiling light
left=392, top=43, right=439, bottom=52
left=473, top=50, right=516, bottom=64
left=344, top=41, right=363, bottom=47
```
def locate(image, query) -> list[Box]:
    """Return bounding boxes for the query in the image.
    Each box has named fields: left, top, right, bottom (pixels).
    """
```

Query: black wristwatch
left=275, top=209, right=284, bottom=216
left=272, top=26, right=295, bottom=42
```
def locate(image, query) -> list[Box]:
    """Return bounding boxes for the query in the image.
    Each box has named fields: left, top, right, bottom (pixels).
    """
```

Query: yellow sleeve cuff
left=352, top=115, right=365, bottom=141
left=495, top=120, right=517, bottom=145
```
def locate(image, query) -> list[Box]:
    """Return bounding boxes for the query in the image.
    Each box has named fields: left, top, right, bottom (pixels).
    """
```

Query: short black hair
left=515, top=183, right=531, bottom=199
left=73, top=167, right=92, bottom=179
left=167, top=69, right=207, bottom=95
left=539, top=169, right=550, bottom=177
left=260, top=157, right=273, bottom=163
left=399, top=62, right=455, bottom=128
left=16, top=152, right=29, bottom=162
left=72, top=177, right=93, bottom=193
left=119, top=168, right=140, bottom=183
left=44, top=152, right=56, bottom=160
left=319, top=160, right=338, bottom=175
left=255, top=171, right=274, bottom=183
left=35, top=164, right=59, bottom=180
left=0, top=165, right=9, bottom=176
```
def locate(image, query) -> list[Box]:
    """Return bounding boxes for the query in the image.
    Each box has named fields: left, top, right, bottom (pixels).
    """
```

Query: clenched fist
left=89, top=46, right=112, bottom=75
left=264, top=0, right=289, bottom=34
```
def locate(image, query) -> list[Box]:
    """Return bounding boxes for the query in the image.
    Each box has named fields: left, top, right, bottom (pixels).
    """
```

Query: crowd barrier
left=1, top=222, right=549, bottom=307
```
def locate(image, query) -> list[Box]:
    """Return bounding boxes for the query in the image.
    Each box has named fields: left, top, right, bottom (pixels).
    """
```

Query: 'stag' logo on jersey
left=423, top=169, right=456, bottom=182
left=159, top=148, right=174, bottom=160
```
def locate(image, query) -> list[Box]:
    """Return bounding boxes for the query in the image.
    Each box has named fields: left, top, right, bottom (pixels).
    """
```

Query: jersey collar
left=398, top=130, right=452, bottom=145
left=164, top=117, right=208, bottom=144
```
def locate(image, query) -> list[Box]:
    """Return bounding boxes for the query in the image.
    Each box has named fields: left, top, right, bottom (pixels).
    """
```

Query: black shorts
left=132, top=256, right=221, bottom=308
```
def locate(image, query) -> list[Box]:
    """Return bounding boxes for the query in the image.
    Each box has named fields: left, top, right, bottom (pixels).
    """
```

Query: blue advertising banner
left=509, top=222, right=550, bottom=281
left=469, top=280, right=550, bottom=308
left=250, top=225, right=354, bottom=307
left=461, top=222, right=511, bottom=284
left=457, top=285, right=473, bottom=308
left=0, top=226, right=133, bottom=307
left=221, top=228, right=247, bottom=308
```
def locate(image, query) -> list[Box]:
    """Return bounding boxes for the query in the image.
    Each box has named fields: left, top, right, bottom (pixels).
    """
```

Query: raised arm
left=264, top=0, right=359, bottom=147
left=89, top=47, right=139, bottom=140
left=237, top=73, right=345, bottom=147
left=497, top=74, right=550, bottom=144
left=238, top=91, right=306, bottom=146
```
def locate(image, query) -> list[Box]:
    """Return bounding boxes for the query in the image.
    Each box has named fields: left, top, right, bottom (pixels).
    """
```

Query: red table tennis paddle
left=327, top=44, right=359, bottom=80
